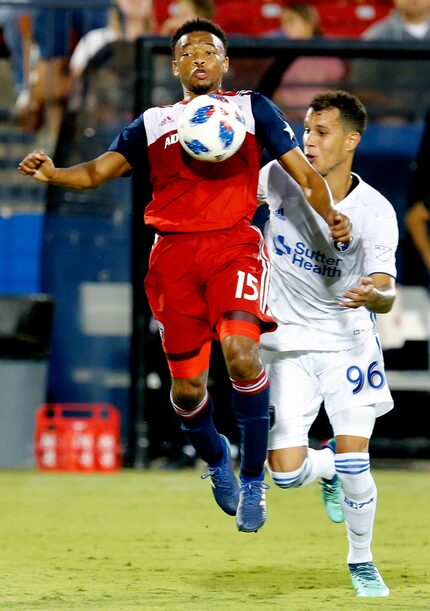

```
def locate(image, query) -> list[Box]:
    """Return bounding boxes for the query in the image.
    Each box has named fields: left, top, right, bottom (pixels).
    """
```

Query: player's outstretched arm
left=278, top=146, right=351, bottom=243
left=341, top=274, right=396, bottom=313
left=405, top=200, right=430, bottom=272
left=17, top=150, right=132, bottom=190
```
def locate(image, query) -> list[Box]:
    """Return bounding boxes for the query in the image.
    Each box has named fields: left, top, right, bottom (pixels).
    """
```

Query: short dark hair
left=170, top=19, right=228, bottom=54
left=285, top=4, right=323, bottom=37
left=309, top=90, right=368, bottom=134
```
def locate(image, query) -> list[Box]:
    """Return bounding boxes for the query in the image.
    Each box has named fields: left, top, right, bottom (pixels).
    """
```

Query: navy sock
left=231, top=370, right=269, bottom=483
left=174, top=393, right=223, bottom=466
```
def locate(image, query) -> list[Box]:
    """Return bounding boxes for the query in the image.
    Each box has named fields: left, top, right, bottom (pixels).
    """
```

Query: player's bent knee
left=270, top=458, right=310, bottom=489
left=225, top=344, right=261, bottom=381
left=171, top=375, right=207, bottom=407
left=220, top=319, right=262, bottom=380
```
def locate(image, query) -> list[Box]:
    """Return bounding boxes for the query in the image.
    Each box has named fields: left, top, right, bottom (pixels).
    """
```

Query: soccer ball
left=177, top=94, right=246, bottom=162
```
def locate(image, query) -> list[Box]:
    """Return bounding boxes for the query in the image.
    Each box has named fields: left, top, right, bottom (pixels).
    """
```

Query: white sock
left=304, top=447, right=335, bottom=483
left=270, top=447, right=334, bottom=488
left=270, top=458, right=311, bottom=488
left=335, top=452, right=376, bottom=564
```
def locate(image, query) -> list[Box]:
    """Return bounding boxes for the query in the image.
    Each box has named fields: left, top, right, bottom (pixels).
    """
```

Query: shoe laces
left=201, top=465, right=230, bottom=488
left=320, top=477, right=339, bottom=496
left=240, top=481, right=269, bottom=506
left=351, top=563, right=379, bottom=584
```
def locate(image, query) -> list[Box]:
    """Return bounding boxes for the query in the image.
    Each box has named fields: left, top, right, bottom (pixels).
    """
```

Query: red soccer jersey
left=109, top=90, right=299, bottom=233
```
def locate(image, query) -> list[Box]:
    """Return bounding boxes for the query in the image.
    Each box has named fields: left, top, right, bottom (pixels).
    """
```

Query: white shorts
left=261, top=334, right=394, bottom=450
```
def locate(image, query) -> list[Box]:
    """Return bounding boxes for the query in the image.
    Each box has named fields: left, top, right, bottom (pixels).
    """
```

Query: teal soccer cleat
left=236, top=481, right=269, bottom=533
left=319, top=438, right=344, bottom=523
left=349, top=562, right=390, bottom=597
left=201, top=435, right=239, bottom=516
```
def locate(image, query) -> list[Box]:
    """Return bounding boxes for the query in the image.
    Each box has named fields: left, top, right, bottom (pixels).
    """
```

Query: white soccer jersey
left=258, top=161, right=399, bottom=351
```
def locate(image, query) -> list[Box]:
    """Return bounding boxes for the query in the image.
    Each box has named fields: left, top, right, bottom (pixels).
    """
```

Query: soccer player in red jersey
left=18, top=19, right=351, bottom=533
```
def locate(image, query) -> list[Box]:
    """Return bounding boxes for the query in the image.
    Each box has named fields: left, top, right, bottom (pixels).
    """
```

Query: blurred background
left=0, top=0, right=429, bottom=471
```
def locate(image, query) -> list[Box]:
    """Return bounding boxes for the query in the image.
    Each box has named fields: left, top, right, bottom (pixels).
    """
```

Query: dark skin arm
left=405, top=200, right=430, bottom=271
left=19, top=147, right=351, bottom=244
left=17, top=150, right=132, bottom=189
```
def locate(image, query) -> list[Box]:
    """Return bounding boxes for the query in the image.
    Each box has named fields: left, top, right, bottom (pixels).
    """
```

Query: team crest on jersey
left=334, top=240, right=351, bottom=253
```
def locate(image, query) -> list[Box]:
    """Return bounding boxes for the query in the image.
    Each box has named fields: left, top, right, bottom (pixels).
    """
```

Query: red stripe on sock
left=171, top=391, right=209, bottom=418
left=230, top=369, right=269, bottom=394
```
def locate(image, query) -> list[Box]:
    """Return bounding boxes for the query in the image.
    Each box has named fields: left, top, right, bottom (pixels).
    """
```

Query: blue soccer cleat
left=320, top=437, right=344, bottom=523
left=201, top=435, right=239, bottom=516
left=236, top=481, right=269, bottom=533
left=349, top=562, right=390, bottom=597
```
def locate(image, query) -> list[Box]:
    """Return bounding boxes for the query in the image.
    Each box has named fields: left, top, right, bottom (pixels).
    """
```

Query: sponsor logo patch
left=272, top=236, right=342, bottom=278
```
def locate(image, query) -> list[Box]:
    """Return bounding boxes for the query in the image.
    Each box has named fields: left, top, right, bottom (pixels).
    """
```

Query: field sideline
left=0, top=468, right=429, bottom=610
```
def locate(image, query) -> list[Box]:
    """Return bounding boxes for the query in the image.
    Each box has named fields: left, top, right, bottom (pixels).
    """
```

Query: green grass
left=0, top=468, right=429, bottom=610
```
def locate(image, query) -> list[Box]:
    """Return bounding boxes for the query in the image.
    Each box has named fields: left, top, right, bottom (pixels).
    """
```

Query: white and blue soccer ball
left=177, top=94, right=246, bottom=162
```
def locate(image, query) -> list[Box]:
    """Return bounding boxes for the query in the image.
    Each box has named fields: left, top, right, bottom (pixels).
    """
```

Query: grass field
left=0, top=467, right=429, bottom=610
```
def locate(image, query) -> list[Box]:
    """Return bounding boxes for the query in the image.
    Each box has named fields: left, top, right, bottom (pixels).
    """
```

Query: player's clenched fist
left=341, top=276, right=375, bottom=309
left=329, top=211, right=352, bottom=244
left=17, top=150, right=56, bottom=183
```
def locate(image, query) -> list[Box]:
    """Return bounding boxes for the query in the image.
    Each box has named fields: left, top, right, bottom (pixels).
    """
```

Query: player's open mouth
left=194, top=70, right=207, bottom=79
left=306, top=154, right=316, bottom=163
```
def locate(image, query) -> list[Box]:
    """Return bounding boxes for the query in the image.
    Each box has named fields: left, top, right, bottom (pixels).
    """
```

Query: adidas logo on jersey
left=160, top=115, right=174, bottom=126
left=164, top=133, right=179, bottom=148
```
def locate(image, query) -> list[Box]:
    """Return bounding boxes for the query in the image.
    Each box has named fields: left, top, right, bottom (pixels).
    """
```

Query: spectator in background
left=260, top=3, right=347, bottom=122
left=405, top=193, right=430, bottom=282
left=65, top=0, right=156, bottom=128
left=25, top=2, right=109, bottom=152
left=364, top=0, right=430, bottom=40
left=272, top=2, right=323, bottom=38
left=69, top=0, right=155, bottom=81
left=158, top=0, right=215, bottom=36
left=405, top=109, right=430, bottom=286
left=0, top=7, right=32, bottom=120
left=349, top=0, right=430, bottom=122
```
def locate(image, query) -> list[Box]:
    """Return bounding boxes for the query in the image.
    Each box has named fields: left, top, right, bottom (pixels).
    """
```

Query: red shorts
left=144, top=220, right=276, bottom=359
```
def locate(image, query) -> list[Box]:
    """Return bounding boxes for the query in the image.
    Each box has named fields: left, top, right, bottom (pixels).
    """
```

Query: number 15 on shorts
left=235, top=271, right=259, bottom=301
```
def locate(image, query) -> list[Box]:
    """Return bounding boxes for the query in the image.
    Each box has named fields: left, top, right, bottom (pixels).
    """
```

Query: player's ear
left=223, top=56, right=229, bottom=73
left=347, top=131, right=361, bottom=152
left=172, top=60, right=179, bottom=77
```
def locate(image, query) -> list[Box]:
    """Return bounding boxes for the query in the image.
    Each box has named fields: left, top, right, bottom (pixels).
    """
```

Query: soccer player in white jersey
left=258, top=91, right=398, bottom=597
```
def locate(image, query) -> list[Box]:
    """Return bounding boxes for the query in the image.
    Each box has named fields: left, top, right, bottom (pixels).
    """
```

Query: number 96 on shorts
left=324, top=334, right=393, bottom=418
